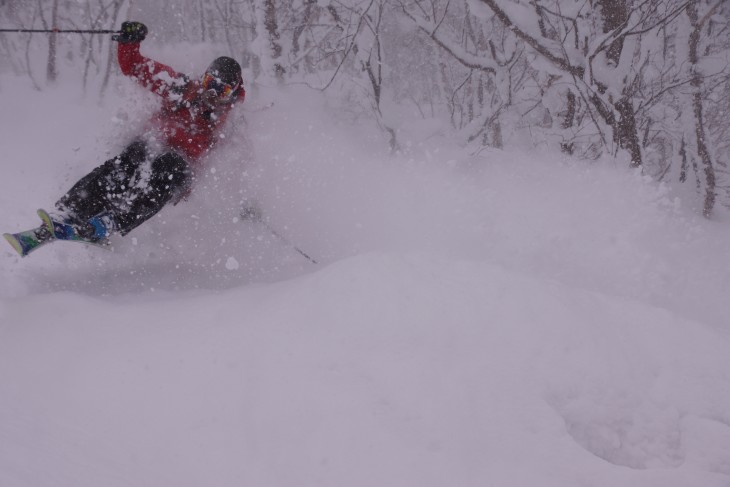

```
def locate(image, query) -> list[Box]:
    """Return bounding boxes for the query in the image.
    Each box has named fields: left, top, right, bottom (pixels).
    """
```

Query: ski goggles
left=202, top=73, right=236, bottom=102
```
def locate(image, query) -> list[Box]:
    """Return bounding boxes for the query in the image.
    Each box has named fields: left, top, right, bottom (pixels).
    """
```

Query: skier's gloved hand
left=112, top=21, right=148, bottom=44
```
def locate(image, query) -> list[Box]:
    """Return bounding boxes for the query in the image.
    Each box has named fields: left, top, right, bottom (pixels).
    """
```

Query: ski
left=3, top=225, right=54, bottom=257
left=2, top=209, right=113, bottom=258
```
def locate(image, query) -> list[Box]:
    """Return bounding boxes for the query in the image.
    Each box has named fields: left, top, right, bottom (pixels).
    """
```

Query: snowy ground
left=1, top=56, right=730, bottom=486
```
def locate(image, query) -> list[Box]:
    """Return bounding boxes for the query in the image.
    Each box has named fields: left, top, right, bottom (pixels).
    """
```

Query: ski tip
left=3, top=232, right=27, bottom=257
left=36, top=208, right=51, bottom=221
left=36, top=208, right=54, bottom=232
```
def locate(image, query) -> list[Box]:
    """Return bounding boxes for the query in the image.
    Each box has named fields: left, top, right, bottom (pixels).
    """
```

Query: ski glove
left=112, top=21, right=147, bottom=44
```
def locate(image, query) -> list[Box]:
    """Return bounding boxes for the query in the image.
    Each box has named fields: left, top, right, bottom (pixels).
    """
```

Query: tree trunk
left=46, top=0, right=59, bottom=83
left=199, top=0, right=207, bottom=42
left=99, top=0, right=125, bottom=99
left=596, top=0, right=628, bottom=66
left=596, top=0, right=642, bottom=168
left=687, top=0, right=716, bottom=217
left=614, top=97, right=643, bottom=168
left=264, top=0, right=285, bottom=82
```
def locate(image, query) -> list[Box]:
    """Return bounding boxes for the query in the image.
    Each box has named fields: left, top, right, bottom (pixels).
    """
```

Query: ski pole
left=261, top=220, right=318, bottom=264
left=0, top=28, right=119, bottom=34
left=241, top=204, right=318, bottom=265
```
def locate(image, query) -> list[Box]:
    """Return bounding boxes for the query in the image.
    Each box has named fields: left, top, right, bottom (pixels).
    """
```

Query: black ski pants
left=56, top=139, right=192, bottom=235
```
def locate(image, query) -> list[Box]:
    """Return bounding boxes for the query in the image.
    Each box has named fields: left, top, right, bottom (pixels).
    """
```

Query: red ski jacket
left=117, top=42, right=245, bottom=163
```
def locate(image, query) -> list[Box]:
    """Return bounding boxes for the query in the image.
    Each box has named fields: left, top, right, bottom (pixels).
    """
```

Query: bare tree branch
left=477, top=0, right=583, bottom=77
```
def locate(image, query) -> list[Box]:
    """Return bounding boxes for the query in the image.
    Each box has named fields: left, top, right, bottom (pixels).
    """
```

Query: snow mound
left=1, top=253, right=729, bottom=486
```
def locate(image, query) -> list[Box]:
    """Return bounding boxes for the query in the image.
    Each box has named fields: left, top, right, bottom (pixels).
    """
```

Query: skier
left=4, top=20, right=246, bottom=256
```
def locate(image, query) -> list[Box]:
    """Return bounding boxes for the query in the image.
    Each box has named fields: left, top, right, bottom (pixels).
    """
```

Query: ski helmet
left=202, top=56, right=242, bottom=103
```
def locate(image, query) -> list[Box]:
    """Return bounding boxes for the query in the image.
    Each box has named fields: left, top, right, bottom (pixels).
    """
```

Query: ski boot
left=37, top=209, right=115, bottom=248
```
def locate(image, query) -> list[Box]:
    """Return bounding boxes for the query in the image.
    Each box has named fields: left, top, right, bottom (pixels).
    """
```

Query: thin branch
left=478, top=0, right=583, bottom=77
left=321, top=0, right=378, bottom=91
left=399, top=0, right=497, bottom=74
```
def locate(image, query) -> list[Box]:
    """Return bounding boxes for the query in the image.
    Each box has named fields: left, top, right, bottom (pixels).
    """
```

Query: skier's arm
left=116, top=25, right=186, bottom=98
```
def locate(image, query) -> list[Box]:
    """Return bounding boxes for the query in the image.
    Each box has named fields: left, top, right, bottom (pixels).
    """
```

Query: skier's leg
left=113, top=151, right=192, bottom=235
left=55, top=140, right=148, bottom=223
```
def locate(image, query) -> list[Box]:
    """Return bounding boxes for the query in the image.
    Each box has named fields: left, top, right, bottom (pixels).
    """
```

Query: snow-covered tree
left=2, top=0, right=730, bottom=213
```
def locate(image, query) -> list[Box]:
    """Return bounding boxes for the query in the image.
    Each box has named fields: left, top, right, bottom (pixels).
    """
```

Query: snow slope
left=1, top=62, right=730, bottom=486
